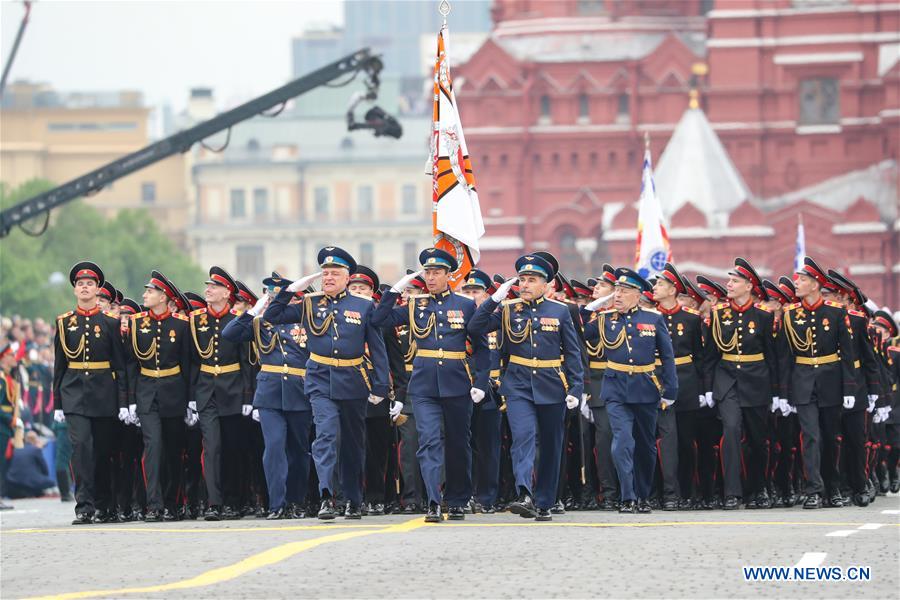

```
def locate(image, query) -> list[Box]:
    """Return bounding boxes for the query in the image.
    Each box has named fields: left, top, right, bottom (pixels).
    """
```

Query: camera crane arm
left=0, top=48, right=384, bottom=238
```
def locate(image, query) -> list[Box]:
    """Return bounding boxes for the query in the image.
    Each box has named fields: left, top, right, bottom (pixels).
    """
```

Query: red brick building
left=456, top=0, right=899, bottom=305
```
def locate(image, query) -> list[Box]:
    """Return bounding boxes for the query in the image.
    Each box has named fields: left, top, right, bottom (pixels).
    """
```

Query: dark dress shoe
left=723, top=496, right=741, bottom=510
left=93, top=510, right=115, bottom=524
left=535, top=508, right=552, bottom=521
left=661, top=499, right=677, bottom=511
left=344, top=503, right=362, bottom=519
left=203, top=506, right=222, bottom=521
left=618, top=500, right=636, bottom=513
left=828, top=494, right=844, bottom=508
left=852, top=492, right=869, bottom=507
left=144, top=509, right=162, bottom=523
left=401, top=503, right=419, bottom=514
left=367, top=502, right=385, bottom=516
left=598, top=498, right=619, bottom=511
left=677, top=499, right=693, bottom=511
left=803, top=493, right=822, bottom=509
left=509, top=493, right=537, bottom=519
left=447, top=506, right=465, bottom=520
left=745, top=497, right=759, bottom=509
left=163, top=508, right=178, bottom=521
left=550, top=500, right=566, bottom=515
left=755, top=490, right=771, bottom=508
left=482, top=504, right=496, bottom=514
left=60, top=494, right=75, bottom=503
left=700, top=498, right=715, bottom=510
left=424, top=502, right=443, bottom=523
left=222, top=505, right=242, bottom=520
left=72, top=512, right=94, bottom=525
left=318, top=498, right=336, bottom=520
left=117, top=510, right=134, bottom=522
left=266, top=507, right=286, bottom=520
left=638, top=500, right=652, bottom=514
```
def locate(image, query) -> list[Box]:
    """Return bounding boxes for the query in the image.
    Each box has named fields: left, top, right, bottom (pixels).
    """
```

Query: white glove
left=491, top=277, right=518, bottom=302
left=247, top=295, right=269, bottom=317
left=470, top=388, right=485, bottom=404
left=391, top=270, right=424, bottom=293
left=252, top=409, right=260, bottom=422
left=128, top=404, right=137, bottom=425
left=580, top=394, right=593, bottom=422
left=660, top=398, right=674, bottom=410
left=705, top=391, right=714, bottom=409
left=286, top=272, right=322, bottom=294
left=184, top=408, right=194, bottom=426
left=242, top=404, right=253, bottom=417
left=118, top=407, right=129, bottom=422
left=867, top=395, right=878, bottom=413
left=873, top=410, right=883, bottom=424
left=368, top=394, right=384, bottom=405
left=15, top=417, right=23, bottom=429
left=134, top=416, right=142, bottom=428
left=770, top=397, right=780, bottom=413
left=779, top=399, right=792, bottom=417
left=698, top=394, right=707, bottom=408
left=879, top=406, right=892, bottom=422
left=565, top=395, right=579, bottom=409
left=188, top=401, right=197, bottom=412
left=389, top=400, right=403, bottom=419
left=54, top=410, right=65, bottom=423
left=843, top=396, right=855, bottom=410
left=584, top=292, right=615, bottom=312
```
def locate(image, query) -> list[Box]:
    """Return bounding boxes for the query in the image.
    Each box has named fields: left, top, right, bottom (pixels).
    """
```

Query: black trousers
left=365, top=416, right=392, bottom=503
left=66, top=414, right=116, bottom=514
left=772, top=413, right=800, bottom=496
left=182, top=426, right=205, bottom=509
left=840, top=409, right=868, bottom=494
left=796, top=401, right=842, bottom=496
left=676, top=409, right=718, bottom=500
left=591, top=405, right=619, bottom=502
left=219, top=414, right=244, bottom=508
left=655, top=406, right=679, bottom=501
left=197, top=406, right=222, bottom=507
left=241, top=418, right=266, bottom=509
left=140, top=413, right=186, bottom=511
left=718, top=390, right=768, bottom=499
left=115, top=423, right=143, bottom=512
left=398, top=413, right=425, bottom=506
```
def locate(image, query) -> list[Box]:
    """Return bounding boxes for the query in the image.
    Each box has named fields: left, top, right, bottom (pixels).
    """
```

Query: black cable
left=17, top=209, right=49, bottom=236
left=324, top=70, right=360, bottom=88
left=260, top=102, right=286, bottom=117
left=200, top=127, right=231, bottom=152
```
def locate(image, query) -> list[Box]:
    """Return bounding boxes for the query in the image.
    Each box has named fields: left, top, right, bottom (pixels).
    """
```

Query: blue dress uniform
left=222, top=275, right=312, bottom=519
left=371, top=249, right=489, bottom=520
left=582, top=269, right=677, bottom=511
left=263, top=247, right=388, bottom=517
left=469, top=255, right=584, bottom=516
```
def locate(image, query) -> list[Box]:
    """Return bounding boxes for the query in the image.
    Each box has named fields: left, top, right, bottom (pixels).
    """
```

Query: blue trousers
left=473, top=404, right=501, bottom=506
left=506, top=397, right=566, bottom=510
left=410, top=394, right=472, bottom=507
left=258, top=408, right=312, bottom=511
left=607, top=400, right=658, bottom=501
left=309, top=394, right=367, bottom=506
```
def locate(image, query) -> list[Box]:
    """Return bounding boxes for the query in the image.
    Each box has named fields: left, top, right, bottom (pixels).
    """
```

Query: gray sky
left=1, top=0, right=343, bottom=110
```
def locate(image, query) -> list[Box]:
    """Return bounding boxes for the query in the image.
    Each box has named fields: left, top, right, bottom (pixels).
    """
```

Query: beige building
left=190, top=116, right=434, bottom=287
left=0, top=81, right=191, bottom=248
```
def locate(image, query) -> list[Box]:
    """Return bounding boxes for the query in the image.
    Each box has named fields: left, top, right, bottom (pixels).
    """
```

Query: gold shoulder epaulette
left=304, top=291, right=325, bottom=298
left=682, top=307, right=700, bottom=315
left=501, top=298, right=523, bottom=306
left=57, top=310, right=74, bottom=320
left=785, top=302, right=801, bottom=311
left=408, top=294, right=429, bottom=300
left=190, top=308, right=207, bottom=317
left=847, top=309, right=864, bottom=318
left=754, top=302, right=772, bottom=313
left=230, top=308, right=242, bottom=316
left=599, top=308, right=617, bottom=314
left=824, top=300, right=844, bottom=309
left=172, top=313, right=189, bottom=321
left=714, top=302, right=729, bottom=310
left=103, top=310, right=118, bottom=318
left=131, top=311, right=147, bottom=319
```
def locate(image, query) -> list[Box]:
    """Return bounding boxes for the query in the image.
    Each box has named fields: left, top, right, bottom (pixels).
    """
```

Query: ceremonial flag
left=635, top=146, right=671, bottom=279
left=429, top=22, right=485, bottom=286
left=794, top=214, right=806, bottom=273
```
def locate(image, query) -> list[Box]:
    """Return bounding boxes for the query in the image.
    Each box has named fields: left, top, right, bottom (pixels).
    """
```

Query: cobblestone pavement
left=2, top=496, right=898, bottom=599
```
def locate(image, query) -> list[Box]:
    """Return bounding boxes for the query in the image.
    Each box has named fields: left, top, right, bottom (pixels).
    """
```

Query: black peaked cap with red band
left=69, top=261, right=104, bottom=287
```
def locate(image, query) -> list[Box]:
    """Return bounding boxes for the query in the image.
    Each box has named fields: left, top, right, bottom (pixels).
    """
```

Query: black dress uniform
left=704, top=259, right=778, bottom=509
left=54, top=262, right=129, bottom=524
left=189, top=267, right=254, bottom=519
left=128, top=272, right=192, bottom=520
left=779, top=258, right=856, bottom=508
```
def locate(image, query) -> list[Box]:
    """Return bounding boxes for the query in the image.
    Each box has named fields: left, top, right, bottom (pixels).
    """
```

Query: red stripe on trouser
left=141, top=454, right=147, bottom=488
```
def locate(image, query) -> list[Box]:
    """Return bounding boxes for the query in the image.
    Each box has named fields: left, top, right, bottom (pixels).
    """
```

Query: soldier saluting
left=53, top=262, right=129, bottom=525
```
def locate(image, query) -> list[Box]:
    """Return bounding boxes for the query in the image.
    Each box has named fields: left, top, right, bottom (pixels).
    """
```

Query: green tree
left=0, top=179, right=204, bottom=320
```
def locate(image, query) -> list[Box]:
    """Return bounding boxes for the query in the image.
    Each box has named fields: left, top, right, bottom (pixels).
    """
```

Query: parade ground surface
left=2, top=496, right=899, bottom=599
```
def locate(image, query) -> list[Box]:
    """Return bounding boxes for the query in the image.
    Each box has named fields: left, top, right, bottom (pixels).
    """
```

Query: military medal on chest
left=94, top=324, right=101, bottom=338
left=67, top=315, right=79, bottom=331
left=676, top=322, right=684, bottom=336
left=748, top=321, right=755, bottom=334
left=822, top=317, right=830, bottom=332
left=169, top=329, right=176, bottom=343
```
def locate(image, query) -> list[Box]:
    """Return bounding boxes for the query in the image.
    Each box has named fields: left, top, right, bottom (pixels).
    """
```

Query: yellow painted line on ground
left=23, top=517, right=425, bottom=600
left=433, top=520, right=900, bottom=528
left=6, top=523, right=389, bottom=535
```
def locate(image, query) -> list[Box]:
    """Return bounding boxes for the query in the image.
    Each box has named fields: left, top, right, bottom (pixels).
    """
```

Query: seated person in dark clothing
left=4, top=431, right=56, bottom=498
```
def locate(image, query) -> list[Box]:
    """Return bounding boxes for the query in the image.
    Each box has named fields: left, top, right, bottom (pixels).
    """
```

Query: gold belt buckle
left=629, top=365, right=635, bottom=375
left=530, top=357, right=538, bottom=368
left=214, top=365, right=221, bottom=375
left=437, top=348, right=444, bottom=359
left=282, top=364, right=289, bottom=374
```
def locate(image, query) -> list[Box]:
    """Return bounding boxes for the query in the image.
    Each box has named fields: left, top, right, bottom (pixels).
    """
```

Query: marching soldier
left=825, top=271, right=880, bottom=506
left=222, top=273, right=313, bottom=519
left=869, top=311, right=896, bottom=494
left=582, top=268, right=677, bottom=514
left=372, top=248, right=489, bottom=522
left=53, top=262, right=129, bottom=524
left=128, top=271, right=192, bottom=521
left=189, top=266, right=254, bottom=520
left=704, top=258, right=778, bottom=510
left=459, top=269, right=503, bottom=513
left=263, top=247, right=389, bottom=520
left=1, top=342, right=21, bottom=510
left=779, top=258, right=856, bottom=509
left=654, top=263, right=708, bottom=510
left=469, top=253, right=584, bottom=521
